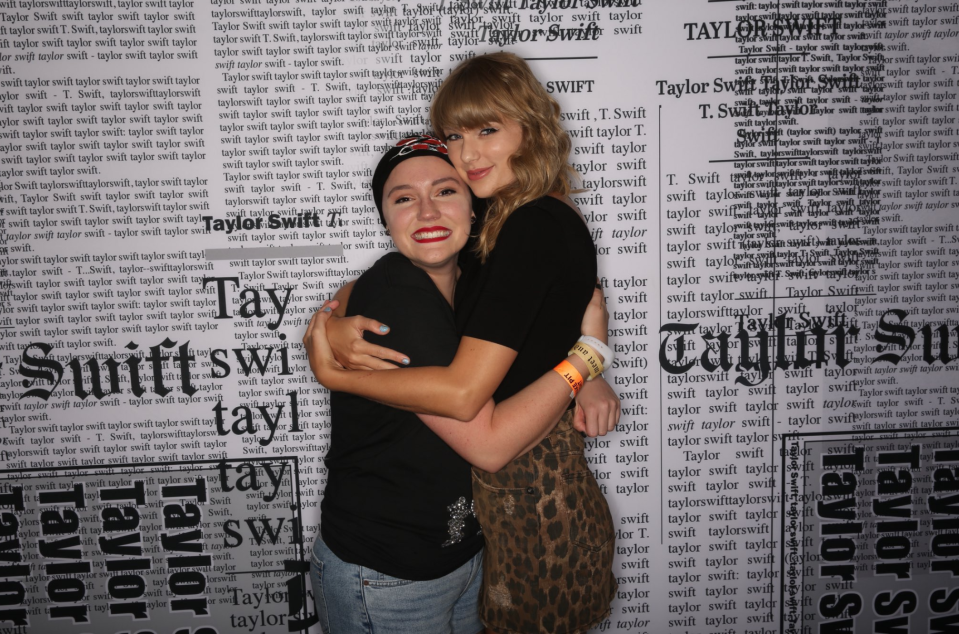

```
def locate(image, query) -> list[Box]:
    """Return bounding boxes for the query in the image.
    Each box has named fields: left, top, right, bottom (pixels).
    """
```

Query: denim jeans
left=310, top=535, right=484, bottom=634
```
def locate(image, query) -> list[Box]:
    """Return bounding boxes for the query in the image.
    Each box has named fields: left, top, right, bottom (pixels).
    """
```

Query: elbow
left=472, top=453, right=508, bottom=474
left=445, top=385, right=488, bottom=422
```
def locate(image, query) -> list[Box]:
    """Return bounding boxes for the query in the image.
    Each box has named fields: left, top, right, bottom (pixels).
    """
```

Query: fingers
left=355, top=316, right=392, bottom=337
left=581, top=287, right=609, bottom=341
left=303, top=300, right=338, bottom=346
left=583, top=410, right=600, bottom=438
left=356, top=342, right=410, bottom=367
left=327, top=312, right=411, bottom=370
left=574, top=378, right=620, bottom=438
left=586, top=400, right=610, bottom=437
left=572, top=404, right=587, bottom=433
left=593, top=279, right=609, bottom=319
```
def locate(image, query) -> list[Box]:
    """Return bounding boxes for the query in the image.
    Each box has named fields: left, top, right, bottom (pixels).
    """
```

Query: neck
left=424, top=263, right=458, bottom=305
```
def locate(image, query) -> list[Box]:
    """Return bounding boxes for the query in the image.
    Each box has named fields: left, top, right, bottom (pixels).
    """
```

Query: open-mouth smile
left=412, top=227, right=453, bottom=242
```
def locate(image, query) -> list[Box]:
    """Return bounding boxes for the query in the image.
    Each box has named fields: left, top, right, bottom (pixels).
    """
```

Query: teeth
left=414, top=230, right=451, bottom=240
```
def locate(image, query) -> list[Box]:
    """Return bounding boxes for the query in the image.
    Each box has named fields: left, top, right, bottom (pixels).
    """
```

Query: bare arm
left=417, top=287, right=614, bottom=470
left=305, top=300, right=590, bottom=471
left=307, top=302, right=515, bottom=420
left=305, top=284, right=618, bottom=431
left=417, top=352, right=589, bottom=472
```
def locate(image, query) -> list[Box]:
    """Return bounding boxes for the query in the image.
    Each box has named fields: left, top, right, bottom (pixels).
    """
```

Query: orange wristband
left=554, top=359, right=584, bottom=398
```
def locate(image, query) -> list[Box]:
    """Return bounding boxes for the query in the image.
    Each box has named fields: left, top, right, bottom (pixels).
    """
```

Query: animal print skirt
left=472, top=411, right=617, bottom=634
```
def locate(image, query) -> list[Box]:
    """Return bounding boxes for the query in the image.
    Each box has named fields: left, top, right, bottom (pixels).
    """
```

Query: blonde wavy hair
left=431, top=52, right=572, bottom=261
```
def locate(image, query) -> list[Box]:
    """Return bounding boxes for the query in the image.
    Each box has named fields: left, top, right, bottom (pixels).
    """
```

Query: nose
left=417, top=195, right=441, bottom=221
left=459, top=134, right=478, bottom=164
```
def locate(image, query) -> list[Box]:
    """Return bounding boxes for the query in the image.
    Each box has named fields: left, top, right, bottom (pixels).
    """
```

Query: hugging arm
left=308, top=213, right=619, bottom=434
left=307, top=305, right=518, bottom=421
left=306, top=301, right=593, bottom=472
left=324, top=281, right=619, bottom=436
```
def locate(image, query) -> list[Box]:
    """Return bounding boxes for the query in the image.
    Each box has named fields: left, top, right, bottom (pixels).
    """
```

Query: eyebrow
left=386, top=177, right=461, bottom=199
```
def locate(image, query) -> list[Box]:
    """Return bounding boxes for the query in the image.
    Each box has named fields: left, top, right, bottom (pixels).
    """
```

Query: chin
left=467, top=182, right=497, bottom=199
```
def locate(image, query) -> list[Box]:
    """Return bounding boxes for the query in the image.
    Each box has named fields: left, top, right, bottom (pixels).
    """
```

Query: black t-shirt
left=321, top=252, right=482, bottom=580
left=456, top=196, right=597, bottom=402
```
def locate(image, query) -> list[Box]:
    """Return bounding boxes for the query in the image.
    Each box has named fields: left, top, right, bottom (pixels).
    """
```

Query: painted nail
left=379, top=325, right=389, bottom=332
left=323, top=307, right=332, bottom=313
left=401, top=358, right=410, bottom=365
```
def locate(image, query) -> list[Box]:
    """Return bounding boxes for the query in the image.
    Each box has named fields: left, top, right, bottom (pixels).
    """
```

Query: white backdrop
left=2, top=0, right=958, bottom=632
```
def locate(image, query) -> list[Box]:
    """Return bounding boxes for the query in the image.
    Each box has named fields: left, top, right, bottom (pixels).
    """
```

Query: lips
left=412, top=226, right=452, bottom=243
left=466, top=166, right=492, bottom=181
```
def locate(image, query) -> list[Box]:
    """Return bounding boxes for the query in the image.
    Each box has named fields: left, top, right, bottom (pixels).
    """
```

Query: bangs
left=431, top=67, right=521, bottom=137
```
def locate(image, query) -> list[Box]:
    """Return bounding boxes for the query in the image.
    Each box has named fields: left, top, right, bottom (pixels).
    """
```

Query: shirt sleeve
left=460, top=205, right=560, bottom=351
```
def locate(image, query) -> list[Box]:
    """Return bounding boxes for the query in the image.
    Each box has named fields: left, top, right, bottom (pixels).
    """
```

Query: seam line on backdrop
left=658, top=104, right=663, bottom=545
left=771, top=0, right=781, bottom=619
left=205, top=245, right=345, bottom=260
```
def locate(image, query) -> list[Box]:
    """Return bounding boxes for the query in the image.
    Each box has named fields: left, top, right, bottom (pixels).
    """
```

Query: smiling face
left=443, top=118, right=523, bottom=200
left=381, top=156, right=473, bottom=275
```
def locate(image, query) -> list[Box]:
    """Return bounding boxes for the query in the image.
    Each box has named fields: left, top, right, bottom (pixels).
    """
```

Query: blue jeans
left=310, top=535, right=484, bottom=634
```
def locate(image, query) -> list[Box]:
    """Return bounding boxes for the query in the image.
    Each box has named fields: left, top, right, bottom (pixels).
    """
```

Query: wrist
left=553, top=359, right=584, bottom=398
left=310, top=359, right=343, bottom=390
left=577, top=336, right=615, bottom=372
left=582, top=329, right=607, bottom=344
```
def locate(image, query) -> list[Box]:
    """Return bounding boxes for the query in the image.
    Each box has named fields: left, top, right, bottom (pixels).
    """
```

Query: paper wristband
left=579, top=335, right=615, bottom=371
left=553, top=359, right=584, bottom=398
left=568, top=341, right=604, bottom=381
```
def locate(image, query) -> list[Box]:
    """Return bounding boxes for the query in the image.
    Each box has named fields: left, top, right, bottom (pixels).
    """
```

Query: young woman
left=306, top=53, right=618, bottom=633
left=306, top=135, right=609, bottom=634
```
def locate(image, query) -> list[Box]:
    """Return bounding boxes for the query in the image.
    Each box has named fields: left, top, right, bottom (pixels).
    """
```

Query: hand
left=303, top=300, right=346, bottom=387
left=327, top=313, right=410, bottom=370
left=580, top=281, right=609, bottom=343
left=572, top=377, right=620, bottom=437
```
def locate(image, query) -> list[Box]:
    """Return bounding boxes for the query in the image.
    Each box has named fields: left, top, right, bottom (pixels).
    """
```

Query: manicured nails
left=379, top=325, right=390, bottom=333
left=401, top=358, right=410, bottom=365
left=322, top=307, right=332, bottom=313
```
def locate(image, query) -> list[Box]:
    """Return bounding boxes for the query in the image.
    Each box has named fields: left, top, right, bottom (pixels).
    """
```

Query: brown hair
left=431, top=52, right=572, bottom=261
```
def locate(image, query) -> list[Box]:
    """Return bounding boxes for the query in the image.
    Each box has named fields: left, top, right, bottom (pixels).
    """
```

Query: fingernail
left=379, top=325, right=389, bottom=332
left=323, top=307, right=332, bottom=313
left=401, top=358, right=410, bottom=365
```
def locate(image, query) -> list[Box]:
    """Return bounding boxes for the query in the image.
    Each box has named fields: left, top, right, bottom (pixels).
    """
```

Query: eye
left=393, top=195, right=412, bottom=204
left=479, top=126, right=498, bottom=136
left=445, top=132, right=462, bottom=142
left=437, top=187, right=458, bottom=196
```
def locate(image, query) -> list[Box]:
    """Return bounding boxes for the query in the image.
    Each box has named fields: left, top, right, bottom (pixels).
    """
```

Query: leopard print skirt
left=472, top=411, right=617, bottom=634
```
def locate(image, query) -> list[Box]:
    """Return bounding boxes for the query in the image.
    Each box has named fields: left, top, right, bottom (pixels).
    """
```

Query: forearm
left=317, top=336, right=515, bottom=420
left=322, top=365, right=474, bottom=417
left=418, top=354, right=589, bottom=472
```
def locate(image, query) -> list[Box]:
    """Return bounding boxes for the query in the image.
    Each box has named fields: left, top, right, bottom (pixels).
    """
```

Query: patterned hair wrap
left=372, top=134, right=453, bottom=225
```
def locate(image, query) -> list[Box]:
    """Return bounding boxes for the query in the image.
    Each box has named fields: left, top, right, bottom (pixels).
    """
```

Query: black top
left=456, top=196, right=597, bottom=403
left=321, top=252, right=482, bottom=580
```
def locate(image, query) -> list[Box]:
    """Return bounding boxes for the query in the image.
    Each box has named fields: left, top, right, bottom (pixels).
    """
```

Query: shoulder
left=350, top=252, right=436, bottom=314
left=502, top=197, right=580, bottom=234
left=494, top=197, right=587, bottom=256
left=496, top=198, right=562, bottom=242
left=357, top=252, right=432, bottom=292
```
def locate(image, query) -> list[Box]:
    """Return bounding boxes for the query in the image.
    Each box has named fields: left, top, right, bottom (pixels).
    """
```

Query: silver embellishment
left=441, top=496, right=472, bottom=547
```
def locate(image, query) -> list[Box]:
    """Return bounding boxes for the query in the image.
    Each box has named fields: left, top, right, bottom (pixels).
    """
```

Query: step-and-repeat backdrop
left=2, top=0, right=957, bottom=632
